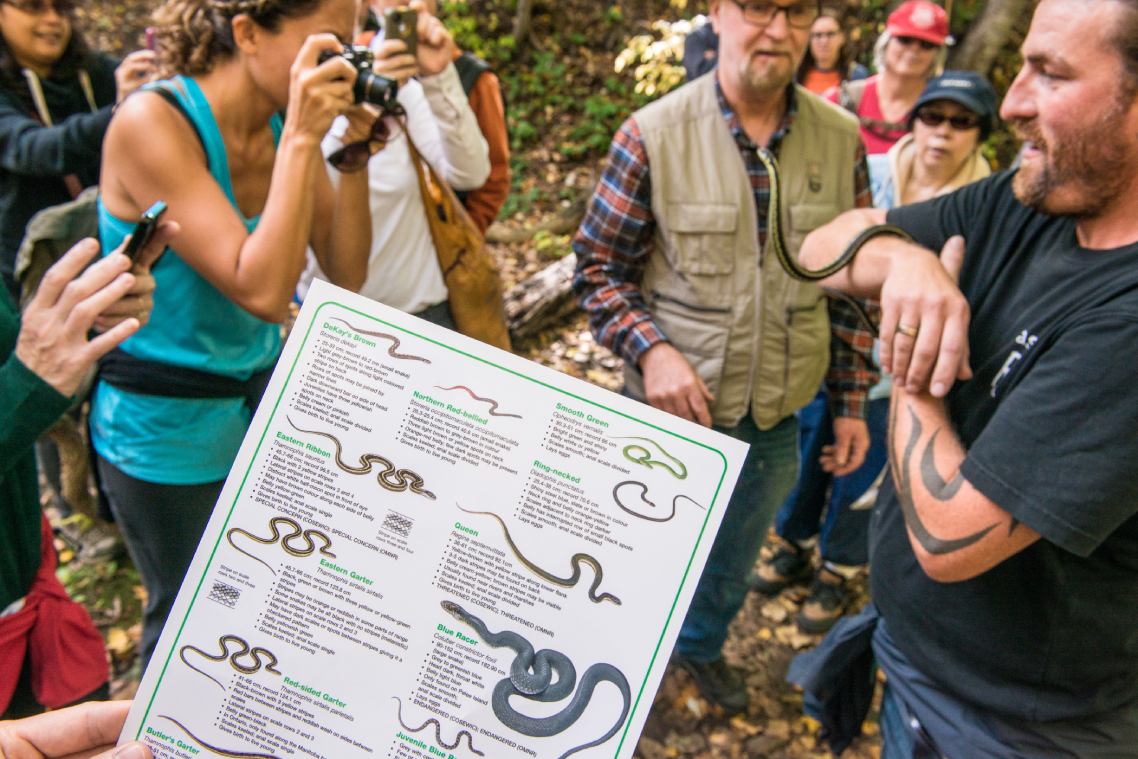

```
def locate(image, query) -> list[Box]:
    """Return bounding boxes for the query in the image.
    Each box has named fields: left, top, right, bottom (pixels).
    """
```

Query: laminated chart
left=121, top=279, right=748, bottom=759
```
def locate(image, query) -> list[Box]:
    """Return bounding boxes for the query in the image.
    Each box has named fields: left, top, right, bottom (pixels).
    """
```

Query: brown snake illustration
left=393, top=696, right=484, bottom=756
left=287, top=416, right=436, bottom=499
left=433, top=385, right=522, bottom=418
left=328, top=317, right=430, bottom=363
left=159, top=715, right=281, bottom=759
left=226, top=516, right=336, bottom=576
left=612, top=480, right=706, bottom=523
left=179, top=634, right=281, bottom=691
left=457, top=505, right=621, bottom=605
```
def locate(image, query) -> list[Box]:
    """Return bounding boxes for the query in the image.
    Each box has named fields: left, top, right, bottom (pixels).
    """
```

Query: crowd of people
left=1, top=0, right=1137, bottom=757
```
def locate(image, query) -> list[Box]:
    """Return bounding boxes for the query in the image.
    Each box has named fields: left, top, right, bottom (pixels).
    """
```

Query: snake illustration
left=226, top=516, right=336, bottom=576
left=287, top=416, right=436, bottom=499
left=457, top=505, right=621, bottom=605
left=328, top=317, right=431, bottom=363
left=159, top=715, right=281, bottom=759
left=392, top=696, right=483, bottom=756
left=179, top=635, right=281, bottom=691
left=434, top=384, right=522, bottom=419
left=611, top=480, right=706, bottom=523
left=610, top=436, right=688, bottom=480
left=441, top=601, right=631, bottom=759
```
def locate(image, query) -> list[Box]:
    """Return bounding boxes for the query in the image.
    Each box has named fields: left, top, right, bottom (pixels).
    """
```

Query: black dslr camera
left=318, top=45, right=399, bottom=108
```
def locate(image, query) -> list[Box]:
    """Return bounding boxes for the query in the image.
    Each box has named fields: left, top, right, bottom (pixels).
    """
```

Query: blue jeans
left=676, top=413, right=799, bottom=662
left=774, top=390, right=889, bottom=566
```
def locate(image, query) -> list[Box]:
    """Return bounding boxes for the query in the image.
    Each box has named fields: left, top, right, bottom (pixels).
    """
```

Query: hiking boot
left=675, top=654, right=749, bottom=715
left=796, top=567, right=850, bottom=634
left=750, top=537, right=812, bottom=595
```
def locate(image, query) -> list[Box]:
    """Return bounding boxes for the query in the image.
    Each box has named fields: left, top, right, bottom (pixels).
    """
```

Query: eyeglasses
left=728, top=0, right=820, bottom=30
left=894, top=35, right=938, bottom=51
left=2, top=0, right=73, bottom=15
left=327, top=106, right=404, bottom=173
left=915, top=108, right=980, bottom=131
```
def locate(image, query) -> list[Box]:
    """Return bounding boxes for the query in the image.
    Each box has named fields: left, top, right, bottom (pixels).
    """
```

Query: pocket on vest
left=665, top=202, right=738, bottom=275
left=649, top=291, right=731, bottom=398
left=786, top=202, right=842, bottom=254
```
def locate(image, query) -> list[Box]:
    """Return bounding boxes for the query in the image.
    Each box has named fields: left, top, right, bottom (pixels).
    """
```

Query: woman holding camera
left=299, top=0, right=489, bottom=329
left=95, top=0, right=374, bottom=669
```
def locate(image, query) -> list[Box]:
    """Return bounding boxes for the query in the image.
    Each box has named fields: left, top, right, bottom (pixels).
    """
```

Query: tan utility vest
left=628, top=73, right=860, bottom=430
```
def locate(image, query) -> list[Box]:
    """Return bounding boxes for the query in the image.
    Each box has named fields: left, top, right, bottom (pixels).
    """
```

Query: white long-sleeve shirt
left=299, top=61, right=491, bottom=313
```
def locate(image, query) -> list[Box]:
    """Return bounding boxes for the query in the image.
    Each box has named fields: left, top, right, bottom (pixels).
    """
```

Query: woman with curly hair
left=0, top=0, right=154, bottom=297
left=94, top=0, right=374, bottom=668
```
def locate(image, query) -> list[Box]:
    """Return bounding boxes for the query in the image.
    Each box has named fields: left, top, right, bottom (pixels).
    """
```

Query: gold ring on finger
left=897, top=323, right=919, bottom=338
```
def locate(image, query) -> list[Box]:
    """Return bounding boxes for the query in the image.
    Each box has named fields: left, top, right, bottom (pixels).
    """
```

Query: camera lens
left=357, top=72, right=398, bottom=107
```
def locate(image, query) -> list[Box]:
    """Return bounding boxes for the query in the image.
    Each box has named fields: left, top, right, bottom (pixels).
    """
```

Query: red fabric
left=0, top=516, right=108, bottom=712
left=826, top=78, right=909, bottom=155
left=886, top=0, right=949, bottom=45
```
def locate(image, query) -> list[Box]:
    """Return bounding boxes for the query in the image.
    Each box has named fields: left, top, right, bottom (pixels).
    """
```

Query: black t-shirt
left=874, top=171, right=1138, bottom=722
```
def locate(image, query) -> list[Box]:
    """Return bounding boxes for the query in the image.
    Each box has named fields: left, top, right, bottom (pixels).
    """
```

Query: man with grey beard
left=798, top=0, right=1138, bottom=754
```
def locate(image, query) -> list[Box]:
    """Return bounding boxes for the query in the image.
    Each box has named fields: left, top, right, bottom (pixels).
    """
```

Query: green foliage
left=614, top=18, right=693, bottom=98
left=57, top=553, right=143, bottom=624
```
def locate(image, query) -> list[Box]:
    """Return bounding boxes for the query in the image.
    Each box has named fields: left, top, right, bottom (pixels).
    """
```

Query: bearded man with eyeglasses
left=572, top=0, right=876, bottom=714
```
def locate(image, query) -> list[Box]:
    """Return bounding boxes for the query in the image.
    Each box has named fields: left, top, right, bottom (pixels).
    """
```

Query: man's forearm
left=799, top=208, right=907, bottom=298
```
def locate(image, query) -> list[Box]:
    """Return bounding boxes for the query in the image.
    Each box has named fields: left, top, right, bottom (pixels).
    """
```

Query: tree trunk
left=947, top=0, right=1031, bottom=73
left=513, top=0, right=535, bottom=48
left=505, top=253, right=580, bottom=340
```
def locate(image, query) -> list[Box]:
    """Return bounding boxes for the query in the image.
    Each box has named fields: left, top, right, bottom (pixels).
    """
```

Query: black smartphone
left=122, top=200, right=167, bottom=263
left=384, top=7, right=418, bottom=59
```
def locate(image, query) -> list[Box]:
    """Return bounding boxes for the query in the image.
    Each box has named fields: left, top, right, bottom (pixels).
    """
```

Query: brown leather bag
left=402, top=127, right=512, bottom=352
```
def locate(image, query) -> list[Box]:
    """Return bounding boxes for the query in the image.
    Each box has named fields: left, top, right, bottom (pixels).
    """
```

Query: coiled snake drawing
left=611, top=436, right=688, bottom=479
left=287, top=416, right=436, bottom=499
left=159, top=715, right=281, bottom=759
left=611, top=480, right=706, bottom=523
left=179, top=634, right=281, bottom=691
left=226, top=516, right=336, bottom=576
left=457, top=505, right=621, bottom=605
left=328, top=317, right=430, bottom=363
left=441, top=601, right=631, bottom=759
left=393, top=696, right=483, bottom=756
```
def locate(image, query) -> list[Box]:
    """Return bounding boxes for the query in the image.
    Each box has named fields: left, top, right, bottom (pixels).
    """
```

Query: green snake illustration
left=159, top=715, right=281, bottom=759
left=611, top=480, right=706, bottom=523
left=226, top=516, right=335, bottom=576
left=392, top=696, right=483, bottom=756
left=457, top=505, right=620, bottom=605
left=441, top=601, right=631, bottom=759
left=179, top=635, right=280, bottom=691
left=287, top=416, right=436, bottom=499
left=611, top=436, right=688, bottom=479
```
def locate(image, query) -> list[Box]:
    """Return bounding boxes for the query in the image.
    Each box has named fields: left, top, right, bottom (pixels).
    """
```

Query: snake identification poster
left=121, top=279, right=748, bottom=759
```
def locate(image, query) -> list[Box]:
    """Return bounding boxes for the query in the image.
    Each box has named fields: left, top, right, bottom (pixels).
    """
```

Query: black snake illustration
left=392, top=696, right=483, bottom=756
left=434, top=384, right=522, bottom=418
left=611, top=436, right=688, bottom=479
left=611, top=480, right=706, bottom=523
left=226, top=516, right=336, bottom=576
left=159, top=715, right=281, bottom=758
left=287, top=416, right=435, bottom=499
left=441, top=601, right=631, bottom=759
left=179, top=635, right=281, bottom=691
left=328, top=317, right=430, bottom=363
left=457, top=505, right=621, bottom=605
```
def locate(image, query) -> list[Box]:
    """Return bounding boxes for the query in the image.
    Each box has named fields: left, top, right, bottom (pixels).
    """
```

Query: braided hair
left=152, top=0, right=323, bottom=77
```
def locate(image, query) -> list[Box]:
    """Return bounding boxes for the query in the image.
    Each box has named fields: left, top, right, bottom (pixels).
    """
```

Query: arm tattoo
left=894, top=404, right=998, bottom=555
left=920, top=429, right=965, bottom=500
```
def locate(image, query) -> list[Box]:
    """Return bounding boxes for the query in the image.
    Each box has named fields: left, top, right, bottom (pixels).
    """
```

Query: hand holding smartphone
left=384, top=7, right=418, bottom=58
left=123, top=200, right=168, bottom=265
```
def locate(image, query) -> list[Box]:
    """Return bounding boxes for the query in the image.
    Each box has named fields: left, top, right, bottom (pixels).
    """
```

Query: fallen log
left=505, top=253, right=580, bottom=340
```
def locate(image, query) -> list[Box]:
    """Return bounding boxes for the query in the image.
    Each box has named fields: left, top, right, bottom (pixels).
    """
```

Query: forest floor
left=60, top=1, right=883, bottom=756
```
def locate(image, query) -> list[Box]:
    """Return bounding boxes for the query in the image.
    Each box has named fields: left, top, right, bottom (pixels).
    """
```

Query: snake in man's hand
left=441, top=601, right=631, bottom=759
left=287, top=416, right=435, bottom=499
left=392, top=696, right=484, bottom=756
left=457, top=505, right=621, bottom=605
left=610, top=436, right=688, bottom=480
left=159, top=715, right=282, bottom=759
left=328, top=317, right=431, bottom=363
left=179, top=634, right=281, bottom=691
left=611, top=480, right=706, bottom=523
left=226, top=516, right=336, bottom=576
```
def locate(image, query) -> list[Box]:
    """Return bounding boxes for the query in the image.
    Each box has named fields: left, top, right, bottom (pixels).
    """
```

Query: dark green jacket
left=0, top=290, right=69, bottom=610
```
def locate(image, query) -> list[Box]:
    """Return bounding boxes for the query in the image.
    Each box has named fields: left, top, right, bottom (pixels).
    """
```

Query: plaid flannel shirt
left=573, top=81, right=878, bottom=419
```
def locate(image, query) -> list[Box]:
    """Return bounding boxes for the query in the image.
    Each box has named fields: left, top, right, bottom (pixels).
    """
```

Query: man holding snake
left=573, top=0, right=875, bottom=713
left=797, top=0, right=1138, bottom=752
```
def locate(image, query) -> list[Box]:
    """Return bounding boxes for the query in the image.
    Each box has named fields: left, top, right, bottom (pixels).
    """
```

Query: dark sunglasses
left=326, top=105, right=405, bottom=173
left=2, top=0, right=73, bottom=14
left=915, top=108, right=980, bottom=131
left=895, top=35, right=938, bottom=51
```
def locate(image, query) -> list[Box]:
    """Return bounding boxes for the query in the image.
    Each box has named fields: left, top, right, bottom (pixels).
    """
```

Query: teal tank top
left=91, top=76, right=284, bottom=484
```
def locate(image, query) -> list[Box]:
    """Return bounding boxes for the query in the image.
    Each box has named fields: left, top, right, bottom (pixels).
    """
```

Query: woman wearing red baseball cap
left=827, top=0, right=949, bottom=155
